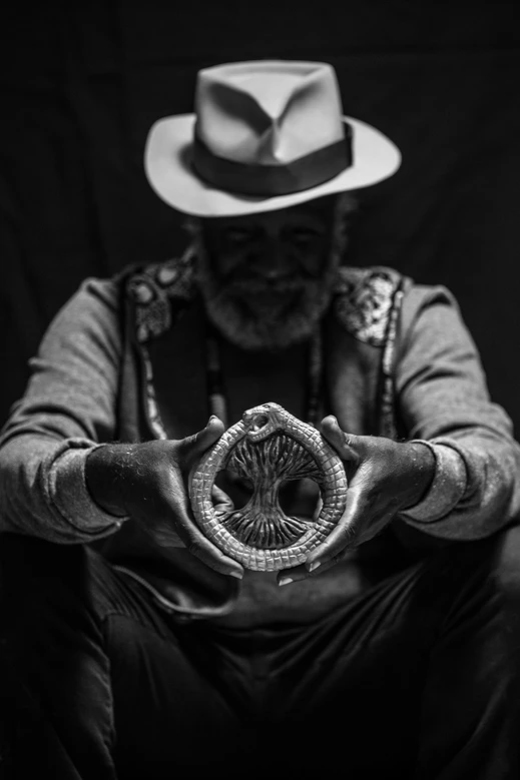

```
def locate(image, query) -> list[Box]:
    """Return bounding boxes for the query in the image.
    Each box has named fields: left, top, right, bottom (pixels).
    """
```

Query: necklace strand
left=205, top=322, right=324, bottom=430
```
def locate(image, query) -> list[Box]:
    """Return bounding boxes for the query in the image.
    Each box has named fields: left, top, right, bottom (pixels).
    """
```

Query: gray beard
left=194, top=244, right=342, bottom=352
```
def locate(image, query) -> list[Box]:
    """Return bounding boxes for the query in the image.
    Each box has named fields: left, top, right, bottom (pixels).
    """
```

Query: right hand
left=85, top=416, right=244, bottom=579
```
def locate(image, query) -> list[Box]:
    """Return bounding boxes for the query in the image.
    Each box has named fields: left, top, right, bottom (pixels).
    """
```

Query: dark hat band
left=192, top=123, right=353, bottom=197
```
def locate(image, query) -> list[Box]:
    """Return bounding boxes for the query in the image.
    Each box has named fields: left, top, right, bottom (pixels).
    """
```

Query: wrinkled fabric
left=2, top=527, right=520, bottom=779
left=1, top=265, right=520, bottom=617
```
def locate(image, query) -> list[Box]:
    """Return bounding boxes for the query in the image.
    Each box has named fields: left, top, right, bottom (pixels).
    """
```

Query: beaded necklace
left=205, top=320, right=324, bottom=430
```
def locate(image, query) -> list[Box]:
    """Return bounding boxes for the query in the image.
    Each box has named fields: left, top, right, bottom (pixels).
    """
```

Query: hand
left=85, top=417, right=244, bottom=579
left=212, top=484, right=236, bottom=517
left=277, top=415, right=435, bottom=585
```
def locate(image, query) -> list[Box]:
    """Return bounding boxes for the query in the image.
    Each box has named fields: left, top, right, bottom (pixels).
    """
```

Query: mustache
left=223, top=277, right=307, bottom=295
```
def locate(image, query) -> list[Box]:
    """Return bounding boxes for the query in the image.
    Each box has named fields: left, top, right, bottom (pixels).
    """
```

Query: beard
left=194, top=245, right=341, bottom=352
left=185, top=194, right=354, bottom=352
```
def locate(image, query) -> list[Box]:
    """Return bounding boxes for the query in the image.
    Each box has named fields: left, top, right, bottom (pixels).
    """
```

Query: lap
left=2, top=526, right=520, bottom=778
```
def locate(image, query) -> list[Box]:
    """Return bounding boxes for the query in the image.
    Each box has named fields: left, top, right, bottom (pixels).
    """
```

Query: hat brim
left=144, top=114, right=401, bottom=218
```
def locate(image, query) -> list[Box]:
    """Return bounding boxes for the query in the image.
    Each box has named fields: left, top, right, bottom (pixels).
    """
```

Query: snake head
left=242, top=402, right=286, bottom=442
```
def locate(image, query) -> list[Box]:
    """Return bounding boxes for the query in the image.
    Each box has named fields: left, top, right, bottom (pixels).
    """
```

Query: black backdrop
left=1, top=3, right=520, bottom=432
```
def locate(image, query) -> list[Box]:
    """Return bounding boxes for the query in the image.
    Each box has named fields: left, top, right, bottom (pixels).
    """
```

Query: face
left=195, top=195, right=345, bottom=351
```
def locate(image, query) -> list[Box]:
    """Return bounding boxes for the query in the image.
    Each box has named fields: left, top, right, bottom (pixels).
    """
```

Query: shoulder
left=69, top=250, right=196, bottom=346
left=77, top=275, right=123, bottom=312
left=332, top=265, right=412, bottom=346
left=42, top=274, right=126, bottom=336
left=399, top=283, right=464, bottom=338
left=122, top=249, right=196, bottom=343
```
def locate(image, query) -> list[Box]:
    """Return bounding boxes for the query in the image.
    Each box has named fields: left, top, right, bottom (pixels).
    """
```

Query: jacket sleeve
left=395, top=284, right=520, bottom=539
left=0, top=278, right=128, bottom=543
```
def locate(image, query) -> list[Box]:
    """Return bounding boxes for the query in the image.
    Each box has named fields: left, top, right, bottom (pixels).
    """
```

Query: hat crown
left=195, top=60, right=346, bottom=166
left=144, top=57, right=402, bottom=217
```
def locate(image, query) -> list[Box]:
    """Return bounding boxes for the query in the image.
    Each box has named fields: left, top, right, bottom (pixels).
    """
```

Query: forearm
left=0, top=433, right=125, bottom=543
left=397, top=440, right=436, bottom=511
left=84, top=443, right=140, bottom=517
left=400, top=430, right=520, bottom=540
left=0, top=277, right=126, bottom=543
left=396, top=285, right=520, bottom=539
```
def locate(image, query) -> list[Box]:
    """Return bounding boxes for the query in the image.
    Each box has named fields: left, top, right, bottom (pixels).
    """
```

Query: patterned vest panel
left=119, top=250, right=412, bottom=444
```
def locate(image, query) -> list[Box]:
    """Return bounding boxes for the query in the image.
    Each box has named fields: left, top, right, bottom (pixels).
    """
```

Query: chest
left=147, top=303, right=317, bottom=440
left=123, top=262, right=405, bottom=445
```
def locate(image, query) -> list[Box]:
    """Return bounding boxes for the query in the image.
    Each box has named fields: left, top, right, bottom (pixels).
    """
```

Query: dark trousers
left=1, top=527, right=520, bottom=780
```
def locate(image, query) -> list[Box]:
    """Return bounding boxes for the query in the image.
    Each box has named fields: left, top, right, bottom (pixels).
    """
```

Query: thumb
left=320, top=415, right=361, bottom=463
left=177, top=415, right=225, bottom=469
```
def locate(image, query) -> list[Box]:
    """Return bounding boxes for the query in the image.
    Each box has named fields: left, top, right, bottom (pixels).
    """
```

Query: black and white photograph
left=1, top=4, right=520, bottom=778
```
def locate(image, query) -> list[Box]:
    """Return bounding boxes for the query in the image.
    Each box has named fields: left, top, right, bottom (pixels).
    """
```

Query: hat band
left=192, top=124, right=352, bottom=197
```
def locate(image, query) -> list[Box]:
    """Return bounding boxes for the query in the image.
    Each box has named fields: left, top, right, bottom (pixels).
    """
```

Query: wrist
left=400, top=440, right=436, bottom=510
left=399, top=441, right=468, bottom=523
left=85, top=444, right=131, bottom=517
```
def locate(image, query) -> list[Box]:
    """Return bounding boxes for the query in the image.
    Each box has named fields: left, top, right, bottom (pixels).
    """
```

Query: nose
left=252, top=234, right=294, bottom=282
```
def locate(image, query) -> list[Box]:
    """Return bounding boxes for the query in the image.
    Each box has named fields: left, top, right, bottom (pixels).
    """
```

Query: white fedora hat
left=144, top=60, right=401, bottom=218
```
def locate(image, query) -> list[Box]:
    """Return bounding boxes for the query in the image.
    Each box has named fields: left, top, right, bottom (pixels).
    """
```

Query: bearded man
left=1, top=60, right=520, bottom=780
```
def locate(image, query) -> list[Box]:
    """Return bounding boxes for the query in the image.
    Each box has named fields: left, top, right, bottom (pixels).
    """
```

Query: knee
left=451, top=524, right=520, bottom=650
left=1, top=531, right=83, bottom=593
left=442, top=524, right=520, bottom=598
left=488, top=523, right=520, bottom=605
left=0, top=534, right=105, bottom=643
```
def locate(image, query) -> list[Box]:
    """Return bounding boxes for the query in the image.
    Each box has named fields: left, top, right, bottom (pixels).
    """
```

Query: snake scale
left=189, top=402, right=348, bottom=571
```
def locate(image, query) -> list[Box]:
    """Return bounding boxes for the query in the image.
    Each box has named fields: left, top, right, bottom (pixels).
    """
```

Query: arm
left=0, top=278, right=125, bottom=542
left=0, top=276, right=243, bottom=577
left=277, top=284, right=520, bottom=583
left=395, top=284, right=520, bottom=539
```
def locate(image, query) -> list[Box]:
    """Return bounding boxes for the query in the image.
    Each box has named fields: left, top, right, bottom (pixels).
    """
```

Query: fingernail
left=278, top=576, right=294, bottom=587
left=229, top=570, right=243, bottom=580
left=308, top=560, right=321, bottom=573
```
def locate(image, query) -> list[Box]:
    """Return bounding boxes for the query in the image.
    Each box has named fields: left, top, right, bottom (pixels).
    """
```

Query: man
left=1, top=59, right=520, bottom=779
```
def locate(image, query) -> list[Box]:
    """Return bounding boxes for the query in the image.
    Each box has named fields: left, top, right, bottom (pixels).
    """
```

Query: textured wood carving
left=189, top=403, right=348, bottom=571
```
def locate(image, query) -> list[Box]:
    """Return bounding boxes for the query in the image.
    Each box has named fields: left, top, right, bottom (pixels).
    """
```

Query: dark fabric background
left=1, top=3, right=519, bottom=433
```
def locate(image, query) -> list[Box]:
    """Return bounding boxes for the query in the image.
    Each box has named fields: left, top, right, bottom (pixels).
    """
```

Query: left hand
left=277, top=415, right=435, bottom=585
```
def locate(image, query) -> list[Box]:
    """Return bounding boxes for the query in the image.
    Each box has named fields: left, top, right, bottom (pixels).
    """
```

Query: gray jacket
left=1, top=254, right=519, bottom=616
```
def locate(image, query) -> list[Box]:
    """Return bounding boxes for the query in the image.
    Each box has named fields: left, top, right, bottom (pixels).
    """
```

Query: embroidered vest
left=122, top=250, right=412, bottom=443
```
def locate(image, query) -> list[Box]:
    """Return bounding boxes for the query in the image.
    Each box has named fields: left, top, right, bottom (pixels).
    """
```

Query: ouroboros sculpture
left=189, top=402, right=348, bottom=571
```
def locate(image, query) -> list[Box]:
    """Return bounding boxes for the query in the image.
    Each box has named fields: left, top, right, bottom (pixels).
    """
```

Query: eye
left=287, top=228, right=321, bottom=247
left=225, top=227, right=256, bottom=246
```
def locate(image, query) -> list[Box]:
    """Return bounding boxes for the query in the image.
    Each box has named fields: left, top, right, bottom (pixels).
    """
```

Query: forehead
left=204, top=195, right=337, bottom=232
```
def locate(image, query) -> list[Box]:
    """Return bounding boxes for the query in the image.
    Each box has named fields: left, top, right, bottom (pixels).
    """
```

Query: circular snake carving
left=189, top=402, right=348, bottom=571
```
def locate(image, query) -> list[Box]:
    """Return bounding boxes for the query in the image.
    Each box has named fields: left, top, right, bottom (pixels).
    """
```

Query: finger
left=277, top=549, right=348, bottom=585
left=211, top=484, right=232, bottom=503
left=167, top=487, right=243, bottom=579
left=276, top=563, right=308, bottom=586
left=176, top=516, right=244, bottom=579
left=187, top=537, right=244, bottom=580
left=279, top=553, right=346, bottom=583
left=319, top=416, right=360, bottom=463
left=305, top=485, right=369, bottom=573
left=178, top=415, right=225, bottom=468
left=211, top=484, right=235, bottom=512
